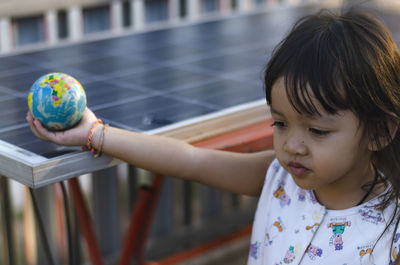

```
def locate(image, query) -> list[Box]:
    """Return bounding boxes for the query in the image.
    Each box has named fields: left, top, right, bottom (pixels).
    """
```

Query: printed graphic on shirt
left=313, top=211, right=323, bottom=221
left=280, top=245, right=301, bottom=264
left=265, top=217, right=285, bottom=245
left=298, top=189, right=318, bottom=204
left=390, top=233, right=400, bottom=265
left=358, top=207, right=385, bottom=225
left=250, top=241, right=261, bottom=260
left=298, top=189, right=307, bottom=202
left=358, top=245, right=374, bottom=265
left=304, top=211, right=323, bottom=233
left=251, top=160, right=398, bottom=264
left=306, top=222, right=320, bottom=232
left=273, top=181, right=291, bottom=207
left=327, top=221, right=351, bottom=251
left=306, top=243, right=323, bottom=260
left=309, top=190, right=318, bottom=204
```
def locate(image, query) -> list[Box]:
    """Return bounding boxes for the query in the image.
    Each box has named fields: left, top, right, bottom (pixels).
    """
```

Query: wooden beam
left=155, top=101, right=270, bottom=143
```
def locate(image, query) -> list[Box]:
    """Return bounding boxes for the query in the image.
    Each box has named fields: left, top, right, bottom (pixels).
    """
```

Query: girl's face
left=270, top=78, right=375, bottom=209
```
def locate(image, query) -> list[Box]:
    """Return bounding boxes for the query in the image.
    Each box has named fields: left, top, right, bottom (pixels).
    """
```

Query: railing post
left=0, top=176, right=16, bottom=265
left=68, top=5, right=83, bottom=41
left=183, top=180, right=193, bottom=226
left=168, top=0, right=181, bottom=23
left=0, top=17, right=12, bottom=53
left=237, top=0, right=252, bottom=12
left=187, top=0, right=201, bottom=20
left=111, top=0, right=124, bottom=33
left=118, top=173, right=164, bottom=265
left=201, top=185, right=222, bottom=219
left=131, top=0, right=145, bottom=30
left=31, top=186, right=57, bottom=265
left=45, top=9, right=58, bottom=45
left=92, top=167, right=121, bottom=258
left=69, top=178, right=104, bottom=265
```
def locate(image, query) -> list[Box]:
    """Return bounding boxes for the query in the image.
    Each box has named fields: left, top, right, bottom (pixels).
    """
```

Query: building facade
left=0, top=0, right=278, bottom=54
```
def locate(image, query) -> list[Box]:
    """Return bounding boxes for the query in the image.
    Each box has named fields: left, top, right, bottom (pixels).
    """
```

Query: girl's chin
left=291, top=175, right=315, bottom=191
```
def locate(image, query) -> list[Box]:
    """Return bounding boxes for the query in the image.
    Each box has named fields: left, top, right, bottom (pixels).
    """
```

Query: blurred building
left=0, top=0, right=275, bottom=54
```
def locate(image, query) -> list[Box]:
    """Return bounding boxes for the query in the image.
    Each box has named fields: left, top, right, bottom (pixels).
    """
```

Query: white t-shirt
left=248, top=159, right=400, bottom=265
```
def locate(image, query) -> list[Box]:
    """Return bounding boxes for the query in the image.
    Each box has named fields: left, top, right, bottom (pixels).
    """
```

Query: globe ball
left=28, top=73, right=87, bottom=131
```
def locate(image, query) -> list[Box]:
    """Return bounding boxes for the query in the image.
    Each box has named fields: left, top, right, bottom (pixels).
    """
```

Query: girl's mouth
left=288, top=162, right=309, bottom=177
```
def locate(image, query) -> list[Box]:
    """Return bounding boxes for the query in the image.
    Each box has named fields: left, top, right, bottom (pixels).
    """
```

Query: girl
left=27, top=9, right=400, bottom=265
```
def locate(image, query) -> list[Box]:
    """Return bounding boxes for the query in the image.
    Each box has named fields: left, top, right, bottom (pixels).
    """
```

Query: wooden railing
left=69, top=119, right=274, bottom=265
left=0, top=118, right=274, bottom=265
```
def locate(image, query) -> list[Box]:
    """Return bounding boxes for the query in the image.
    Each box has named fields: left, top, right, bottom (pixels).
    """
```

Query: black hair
left=264, top=9, right=400, bottom=260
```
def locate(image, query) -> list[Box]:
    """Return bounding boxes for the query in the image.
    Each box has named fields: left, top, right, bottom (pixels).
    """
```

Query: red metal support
left=118, top=174, right=164, bottom=265
left=68, top=178, right=104, bottom=265
left=70, top=120, right=274, bottom=265
left=155, top=226, right=252, bottom=265
left=193, top=120, right=273, bottom=152
left=123, top=120, right=274, bottom=264
left=134, top=174, right=165, bottom=265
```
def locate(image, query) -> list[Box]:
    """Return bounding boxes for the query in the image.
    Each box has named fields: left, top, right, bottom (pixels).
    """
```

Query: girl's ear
left=368, top=118, right=399, bottom=151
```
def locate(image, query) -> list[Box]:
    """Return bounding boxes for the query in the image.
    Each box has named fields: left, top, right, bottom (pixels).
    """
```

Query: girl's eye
left=271, top=121, right=286, bottom=128
left=309, top=128, right=330, bottom=136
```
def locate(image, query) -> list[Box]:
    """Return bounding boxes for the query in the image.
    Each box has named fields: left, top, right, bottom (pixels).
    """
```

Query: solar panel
left=1, top=5, right=397, bottom=187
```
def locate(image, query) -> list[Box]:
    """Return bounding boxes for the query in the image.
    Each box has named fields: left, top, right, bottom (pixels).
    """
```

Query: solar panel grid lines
left=160, top=92, right=222, bottom=110
left=99, top=118, right=138, bottom=131
left=0, top=123, right=29, bottom=135
left=89, top=93, right=158, bottom=112
left=0, top=5, right=323, bottom=160
left=94, top=95, right=214, bottom=130
left=82, top=75, right=229, bottom=113
left=1, top=4, right=375, bottom=186
left=143, top=39, right=276, bottom=67
left=172, top=62, right=264, bottom=86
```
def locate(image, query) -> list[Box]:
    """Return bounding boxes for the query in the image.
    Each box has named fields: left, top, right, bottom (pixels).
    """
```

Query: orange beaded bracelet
left=85, top=119, right=103, bottom=157
left=94, top=124, right=108, bottom=158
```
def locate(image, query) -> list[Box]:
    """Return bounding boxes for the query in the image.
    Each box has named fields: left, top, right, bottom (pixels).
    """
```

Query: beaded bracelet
left=94, top=124, right=108, bottom=158
left=85, top=119, right=103, bottom=156
left=94, top=125, right=104, bottom=157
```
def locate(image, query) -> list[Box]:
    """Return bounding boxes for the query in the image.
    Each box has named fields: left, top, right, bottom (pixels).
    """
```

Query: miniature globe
left=28, top=73, right=87, bottom=131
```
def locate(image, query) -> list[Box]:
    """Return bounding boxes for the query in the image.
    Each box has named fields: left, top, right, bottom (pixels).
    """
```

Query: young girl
left=27, top=9, right=400, bottom=265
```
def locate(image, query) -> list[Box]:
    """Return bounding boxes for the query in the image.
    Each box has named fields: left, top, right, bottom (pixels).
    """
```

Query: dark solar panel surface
left=1, top=5, right=399, bottom=158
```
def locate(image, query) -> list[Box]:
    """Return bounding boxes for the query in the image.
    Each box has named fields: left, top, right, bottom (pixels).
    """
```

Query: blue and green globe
left=28, top=73, right=87, bottom=131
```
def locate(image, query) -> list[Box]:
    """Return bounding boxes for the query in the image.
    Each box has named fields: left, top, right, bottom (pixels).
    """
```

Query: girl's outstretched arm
left=27, top=108, right=274, bottom=196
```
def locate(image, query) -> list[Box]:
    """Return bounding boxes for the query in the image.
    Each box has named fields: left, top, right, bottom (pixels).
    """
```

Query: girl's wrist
left=83, top=119, right=104, bottom=157
left=93, top=123, right=108, bottom=157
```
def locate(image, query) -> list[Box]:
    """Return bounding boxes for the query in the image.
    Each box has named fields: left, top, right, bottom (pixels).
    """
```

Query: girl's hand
left=26, top=108, right=98, bottom=147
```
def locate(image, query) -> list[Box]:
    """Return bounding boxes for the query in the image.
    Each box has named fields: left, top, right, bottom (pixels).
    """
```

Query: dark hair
left=264, top=9, right=400, bottom=257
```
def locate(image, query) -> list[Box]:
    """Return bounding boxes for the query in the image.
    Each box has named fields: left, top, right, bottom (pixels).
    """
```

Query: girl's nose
left=283, top=136, right=307, bottom=155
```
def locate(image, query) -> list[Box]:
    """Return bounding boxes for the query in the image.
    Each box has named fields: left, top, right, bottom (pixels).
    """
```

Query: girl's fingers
left=26, top=107, right=98, bottom=146
left=33, top=119, right=53, bottom=139
left=26, top=112, right=45, bottom=140
left=26, top=111, right=58, bottom=143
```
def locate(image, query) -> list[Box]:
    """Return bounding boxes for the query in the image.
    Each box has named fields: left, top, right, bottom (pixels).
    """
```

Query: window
left=83, top=5, right=110, bottom=34
left=202, top=0, right=218, bottom=13
left=145, top=0, right=168, bottom=23
left=13, top=15, right=44, bottom=46
left=231, top=0, right=237, bottom=10
left=180, top=0, right=187, bottom=17
left=58, top=10, right=68, bottom=39
left=122, top=1, right=131, bottom=27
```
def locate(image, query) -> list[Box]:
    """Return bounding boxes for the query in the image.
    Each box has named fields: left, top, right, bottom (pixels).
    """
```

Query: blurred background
left=0, top=0, right=396, bottom=265
left=0, top=0, right=347, bottom=54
